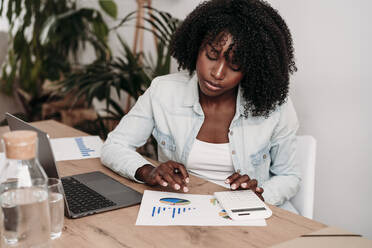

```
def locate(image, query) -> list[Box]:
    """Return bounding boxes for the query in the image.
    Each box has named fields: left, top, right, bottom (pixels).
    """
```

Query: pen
left=301, top=234, right=362, bottom=237
left=173, top=168, right=190, bottom=184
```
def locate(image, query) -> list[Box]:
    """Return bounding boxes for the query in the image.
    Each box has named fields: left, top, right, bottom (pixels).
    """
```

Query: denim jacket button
left=263, top=154, right=267, bottom=159
left=161, top=141, right=165, bottom=145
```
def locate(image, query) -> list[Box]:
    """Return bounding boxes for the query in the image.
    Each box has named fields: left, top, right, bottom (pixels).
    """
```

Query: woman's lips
left=204, top=80, right=222, bottom=91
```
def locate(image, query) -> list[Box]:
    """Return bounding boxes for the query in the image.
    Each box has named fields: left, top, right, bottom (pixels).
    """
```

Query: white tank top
left=187, top=139, right=234, bottom=188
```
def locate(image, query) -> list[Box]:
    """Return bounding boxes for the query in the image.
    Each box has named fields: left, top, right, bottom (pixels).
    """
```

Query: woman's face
left=196, top=32, right=244, bottom=98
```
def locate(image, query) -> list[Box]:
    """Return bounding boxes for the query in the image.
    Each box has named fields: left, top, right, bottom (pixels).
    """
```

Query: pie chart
left=159, top=198, right=191, bottom=205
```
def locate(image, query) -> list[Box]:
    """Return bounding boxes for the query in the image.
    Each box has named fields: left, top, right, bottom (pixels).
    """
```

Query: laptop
left=5, top=113, right=142, bottom=218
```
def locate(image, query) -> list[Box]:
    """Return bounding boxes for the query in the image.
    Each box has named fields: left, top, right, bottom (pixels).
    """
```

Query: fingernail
left=162, top=182, right=168, bottom=187
left=256, top=187, right=260, bottom=192
left=183, top=187, right=189, bottom=192
left=174, top=184, right=180, bottom=190
left=185, top=178, right=190, bottom=183
left=231, top=184, right=236, bottom=190
left=225, top=179, right=230, bottom=184
left=241, top=183, right=247, bottom=188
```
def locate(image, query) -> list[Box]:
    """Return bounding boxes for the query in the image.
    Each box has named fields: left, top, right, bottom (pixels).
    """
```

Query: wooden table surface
left=0, top=120, right=326, bottom=248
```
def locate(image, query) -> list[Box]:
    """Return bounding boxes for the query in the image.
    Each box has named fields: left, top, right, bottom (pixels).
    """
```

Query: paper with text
left=136, top=190, right=266, bottom=226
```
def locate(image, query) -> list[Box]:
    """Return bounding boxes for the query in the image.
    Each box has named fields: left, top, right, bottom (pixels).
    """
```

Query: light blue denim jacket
left=101, top=72, right=301, bottom=207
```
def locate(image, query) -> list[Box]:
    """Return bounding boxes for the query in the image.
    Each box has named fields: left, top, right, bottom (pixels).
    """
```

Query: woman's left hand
left=225, top=173, right=264, bottom=201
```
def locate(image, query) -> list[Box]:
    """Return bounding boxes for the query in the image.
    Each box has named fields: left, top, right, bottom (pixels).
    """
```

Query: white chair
left=290, top=135, right=316, bottom=219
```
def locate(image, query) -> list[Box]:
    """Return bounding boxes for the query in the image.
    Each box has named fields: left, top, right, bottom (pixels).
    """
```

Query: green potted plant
left=0, top=0, right=117, bottom=121
left=58, top=6, right=180, bottom=138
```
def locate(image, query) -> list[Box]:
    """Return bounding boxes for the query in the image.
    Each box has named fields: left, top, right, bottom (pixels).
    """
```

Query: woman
left=101, top=0, right=300, bottom=212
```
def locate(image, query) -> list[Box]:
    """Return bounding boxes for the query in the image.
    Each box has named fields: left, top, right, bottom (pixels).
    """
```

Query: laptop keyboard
left=61, top=177, right=116, bottom=214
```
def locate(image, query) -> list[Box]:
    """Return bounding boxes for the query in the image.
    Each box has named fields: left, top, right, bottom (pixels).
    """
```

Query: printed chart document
left=50, top=136, right=103, bottom=161
left=136, top=190, right=266, bottom=226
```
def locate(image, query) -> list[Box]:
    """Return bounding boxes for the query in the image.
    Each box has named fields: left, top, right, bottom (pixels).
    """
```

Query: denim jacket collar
left=182, top=73, right=199, bottom=107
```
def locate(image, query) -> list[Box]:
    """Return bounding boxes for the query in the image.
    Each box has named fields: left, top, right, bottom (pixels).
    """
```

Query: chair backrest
left=290, top=135, right=316, bottom=219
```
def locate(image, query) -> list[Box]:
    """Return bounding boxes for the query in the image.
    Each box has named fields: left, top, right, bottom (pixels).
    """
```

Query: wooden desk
left=0, top=120, right=326, bottom=248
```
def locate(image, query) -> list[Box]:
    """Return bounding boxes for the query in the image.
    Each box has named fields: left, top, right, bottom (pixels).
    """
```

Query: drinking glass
left=47, top=178, right=64, bottom=240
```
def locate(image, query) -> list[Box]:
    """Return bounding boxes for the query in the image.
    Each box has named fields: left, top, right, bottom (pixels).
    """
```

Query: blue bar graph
left=74, top=137, right=95, bottom=157
left=151, top=206, right=196, bottom=219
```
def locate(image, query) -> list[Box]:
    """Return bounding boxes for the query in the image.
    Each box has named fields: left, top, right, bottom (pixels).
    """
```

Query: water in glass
left=1, top=187, right=50, bottom=247
left=49, top=192, right=64, bottom=239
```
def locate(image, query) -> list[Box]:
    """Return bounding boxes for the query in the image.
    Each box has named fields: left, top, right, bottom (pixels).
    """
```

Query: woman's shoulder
left=243, top=97, right=298, bottom=128
left=270, top=97, right=299, bottom=130
left=148, top=72, right=194, bottom=100
left=151, top=72, right=192, bottom=89
left=145, top=72, right=196, bottom=113
left=276, top=97, right=297, bottom=119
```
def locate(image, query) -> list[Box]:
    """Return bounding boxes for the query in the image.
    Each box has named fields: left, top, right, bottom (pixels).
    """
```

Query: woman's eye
left=206, top=52, right=218, bottom=60
left=205, top=46, right=219, bottom=60
left=230, top=64, right=241, bottom=72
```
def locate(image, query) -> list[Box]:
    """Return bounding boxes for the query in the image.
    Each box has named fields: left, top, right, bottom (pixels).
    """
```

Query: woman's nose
left=211, top=60, right=226, bottom=80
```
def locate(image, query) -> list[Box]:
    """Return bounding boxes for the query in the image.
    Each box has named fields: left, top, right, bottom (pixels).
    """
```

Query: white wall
left=269, top=0, right=372, bottom=239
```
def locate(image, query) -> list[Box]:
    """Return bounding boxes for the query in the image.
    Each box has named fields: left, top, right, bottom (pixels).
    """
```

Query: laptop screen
left=5, top=113, right=61, bottom=179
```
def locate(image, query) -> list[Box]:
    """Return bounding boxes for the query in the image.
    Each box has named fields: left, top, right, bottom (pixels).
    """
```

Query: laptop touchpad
left=71, top=171, right=142, bottom=204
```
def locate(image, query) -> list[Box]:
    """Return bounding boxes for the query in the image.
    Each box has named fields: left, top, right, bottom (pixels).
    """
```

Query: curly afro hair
left=170, top=0, right=297, bottom=117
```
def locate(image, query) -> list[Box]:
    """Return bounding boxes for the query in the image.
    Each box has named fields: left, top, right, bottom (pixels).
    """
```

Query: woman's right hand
left=135, top=161, right=190, bottom=192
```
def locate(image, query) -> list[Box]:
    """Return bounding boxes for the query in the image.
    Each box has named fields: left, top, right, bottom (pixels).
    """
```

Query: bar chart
left=151, top=206, right=196, bottom=219
left=74, top=137, right=95, bottom=157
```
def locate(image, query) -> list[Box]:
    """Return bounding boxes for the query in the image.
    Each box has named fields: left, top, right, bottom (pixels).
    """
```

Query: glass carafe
left=0, top=130, right=51, bottom=248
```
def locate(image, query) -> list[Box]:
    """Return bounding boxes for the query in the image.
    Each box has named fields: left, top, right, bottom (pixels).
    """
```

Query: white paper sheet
left=136, top=190, right=266, bottom=226
left=50, top=136, right=103, bottom=161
